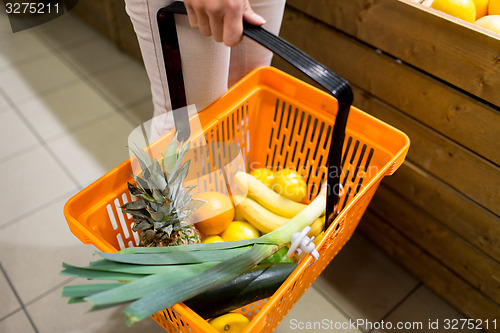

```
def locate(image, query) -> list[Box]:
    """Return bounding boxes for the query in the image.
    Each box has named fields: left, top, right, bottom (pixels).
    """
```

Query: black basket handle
left=157, top=1, right=352, bottom=227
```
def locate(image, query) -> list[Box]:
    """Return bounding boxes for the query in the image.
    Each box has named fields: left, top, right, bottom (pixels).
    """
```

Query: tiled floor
left=0, top=10, right=477, bottom=333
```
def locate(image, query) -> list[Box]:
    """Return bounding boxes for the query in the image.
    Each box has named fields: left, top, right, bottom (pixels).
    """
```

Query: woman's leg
left=228, top=0, right=286, bottom=87
left=124, top=0, right=230, bottom=140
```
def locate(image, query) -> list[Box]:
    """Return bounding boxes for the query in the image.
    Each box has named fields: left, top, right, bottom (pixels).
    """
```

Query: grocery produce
left=234, top=195, right=290, bottom=234
left=184, top=263, right=297, bottom=319
left=308, top=215, right=326, bottom=238
left=272, top=168, right=308, bottom=202
left=473, top=0, right=489, bottom=18
left=249, top=167, right=275, bottom=188
left=202, top=235, right=224, bottom=243
left=431, top=0, right=477, bottom=22
left=234, top=205, right=246, bottom=221
left=190, top=191, right=235, bottom=235
left=234, top=171, right=307, bottom=218
left=61, top=178, right=328, bottom=325
left=221, top=221, right=260, bottom=242
left=259, top=247, right=294, bottom=264
left=121, top=136, right=204, bottom=247
left=209, top=313, right=250, bottom=333
left=475, top=14, right=500, bottom=32
left=489, top=0, right=500, bottom=14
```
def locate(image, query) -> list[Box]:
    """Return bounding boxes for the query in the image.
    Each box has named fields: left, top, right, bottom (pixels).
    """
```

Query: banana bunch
left=233, top=171, right=325, bottom=237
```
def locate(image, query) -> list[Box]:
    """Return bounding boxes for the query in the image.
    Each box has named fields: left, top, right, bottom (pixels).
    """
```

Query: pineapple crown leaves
left=122, top=135, right=205, bottom=236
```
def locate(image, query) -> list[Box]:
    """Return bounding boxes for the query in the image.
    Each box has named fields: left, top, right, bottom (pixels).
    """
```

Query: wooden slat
left=358, top=211, right=500, bottom=333
left=368, top=184, right=500, bottom=305
left=277, top=7, right=500, bottom=166
left=352, top=86, right=500, bottom=216
left=286, top=0, right=500, bottom=106
left=384, top=161, right=500, bottom=262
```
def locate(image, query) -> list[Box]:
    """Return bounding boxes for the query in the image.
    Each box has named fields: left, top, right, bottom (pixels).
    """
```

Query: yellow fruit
left=272, top=169, right=307, bottom=202
left=249, top=168, right=275, bottom=188
left=473, top=0, right=489, bottom=18
left=431, top=0, right=477, bottom=22
left=489, top=0, right=500, bottom=14
left=202, top=235, right=224, bottom=243
left=234, top=171, right=307, bottom=218
left=235, top=195, right=289, bottom=234
left=191, top=191, right=234, bottom=235
left=308, top=215, right=325, bottom=238
left=209, top=313, right=250, bottom=333
left=475, top=14, right=500, bottom=32
left=221, top=221, right=260, bottom=241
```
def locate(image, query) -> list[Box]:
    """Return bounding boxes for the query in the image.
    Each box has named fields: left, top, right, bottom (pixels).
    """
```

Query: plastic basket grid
left=64, top=67, right=409, bottom=333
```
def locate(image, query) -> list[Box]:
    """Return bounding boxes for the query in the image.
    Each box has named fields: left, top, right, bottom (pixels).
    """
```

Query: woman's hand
left=184, top=0, right=266, bottom=47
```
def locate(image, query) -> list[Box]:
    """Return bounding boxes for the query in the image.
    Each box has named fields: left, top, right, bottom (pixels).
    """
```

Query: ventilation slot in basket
left=105, top=192, right=139, bottom=250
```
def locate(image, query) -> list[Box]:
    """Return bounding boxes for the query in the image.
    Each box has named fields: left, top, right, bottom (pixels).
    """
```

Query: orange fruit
left=221, top=221, right=260, bottom=241
left=431, top=0, right=477, bottom=22
left=489, top=0, right=500, bottom=14
left=475, top=14, right=500, bottom=33
left=191, top=191, right=234, bottom=235
left=473, top=0, right=490, bottom=18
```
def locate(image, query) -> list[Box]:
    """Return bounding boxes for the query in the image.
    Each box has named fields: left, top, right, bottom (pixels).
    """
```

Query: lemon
left=489, top=0, right=500, bottom=14
left=249, top=168, right=275, bottom=188
left=473, top=0, right=489, bottom=18
left=431, top=0, right=477, bottom=22
left=272, top=169, right=307, bottom=202
left=209, top=313, right=250, bottom=333
left=202, top=235, right=224, bottom=243
left=475, top=14, right=500, bottom=33
left=221, top=221, right=260, bottom=242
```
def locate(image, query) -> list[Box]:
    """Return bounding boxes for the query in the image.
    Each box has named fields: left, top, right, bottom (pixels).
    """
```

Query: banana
left=234, top=195, right=289, bottom=234
left=234, top=194, right=323, bottom=235
left=234, top=171, right=307, bottom=218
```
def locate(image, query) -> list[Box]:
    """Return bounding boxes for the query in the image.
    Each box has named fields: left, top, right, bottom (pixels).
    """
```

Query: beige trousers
left=124, top=0, right=286, bottom=139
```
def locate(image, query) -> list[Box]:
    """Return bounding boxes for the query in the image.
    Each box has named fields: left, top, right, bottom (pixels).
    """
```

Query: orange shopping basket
left=63, top=2, right=410, bottom=332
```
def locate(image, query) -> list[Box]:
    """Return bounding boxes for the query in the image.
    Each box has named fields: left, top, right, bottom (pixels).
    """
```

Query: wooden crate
left=272, top=1, right=500, bottom=331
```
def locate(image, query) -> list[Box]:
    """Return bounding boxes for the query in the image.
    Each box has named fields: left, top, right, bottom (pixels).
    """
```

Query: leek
left=61, top=185, right=327, bottom=326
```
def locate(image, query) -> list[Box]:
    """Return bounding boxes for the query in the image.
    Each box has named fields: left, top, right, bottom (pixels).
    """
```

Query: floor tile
left=17, top=81, right=116, bottom=141
left=47, top=113, right=135, bottom=188
left=0, top=89, right=9, bottom=112
left=0, top=196, right=96, bottom=303
left=275, top=285, right=362, bottom=333
left=0, top=270, right=21, bottom=319
left=0, top=108, right=40, bottom=161
left=27, top=285, right=165, bottom=333
left=60, top=36, right=133, bottom=77
left=0, top=146, right=76, bottom=225
left=122, top=97, right=154, bottom=128
left=33, top=13, right=99, bottom=50
left=89, top=62, right=152, bottom=108
left=314, top=232, right=419, bottom=327
left=0, top=310, right=36, bottom=333
left=373, top=286, right=482, bottom=333
left=0, top=30, right=51, bottom=69
left=0, top=54, right=80, bottom=104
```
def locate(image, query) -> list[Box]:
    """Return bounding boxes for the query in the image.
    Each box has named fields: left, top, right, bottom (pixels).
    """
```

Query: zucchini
left=184, top=262, right=297, bottom=319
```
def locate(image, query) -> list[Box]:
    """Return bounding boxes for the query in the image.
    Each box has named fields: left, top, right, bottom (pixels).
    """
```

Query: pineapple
left=121, top=136, right=204, bottom=247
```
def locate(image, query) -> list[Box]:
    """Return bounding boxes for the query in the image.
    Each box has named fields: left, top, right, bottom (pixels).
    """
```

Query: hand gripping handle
left=157, top=1, right=353, bottom=226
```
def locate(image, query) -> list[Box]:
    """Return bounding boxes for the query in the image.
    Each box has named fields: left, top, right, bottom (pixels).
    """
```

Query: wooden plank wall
left=271, top=0, right=500, bottom=330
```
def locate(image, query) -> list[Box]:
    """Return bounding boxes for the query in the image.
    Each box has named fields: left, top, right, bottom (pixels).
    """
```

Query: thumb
left=242, top=1, right=266, bottom=25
